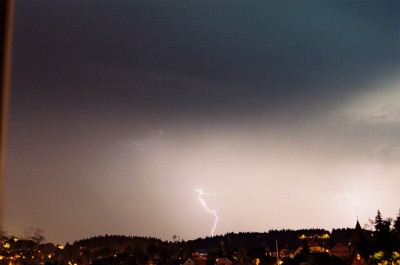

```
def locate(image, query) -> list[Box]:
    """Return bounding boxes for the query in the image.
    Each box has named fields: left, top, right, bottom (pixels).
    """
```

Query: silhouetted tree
left=24, top=227, right=45, bottom=243
left=392, top=209, right=400, bottom=250
left=393, top=210, right=400, bottom=238
left=373, top=210, right=394, bottom=252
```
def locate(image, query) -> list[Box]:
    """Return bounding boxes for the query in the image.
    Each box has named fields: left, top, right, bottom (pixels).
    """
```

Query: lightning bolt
left=195, top=189, right=219, bottom=237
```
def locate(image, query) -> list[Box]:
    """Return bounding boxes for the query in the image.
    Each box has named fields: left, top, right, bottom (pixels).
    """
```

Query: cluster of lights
left=298, top=233, right=330, bottom=239
left=0, top=237, right=58, bottom=263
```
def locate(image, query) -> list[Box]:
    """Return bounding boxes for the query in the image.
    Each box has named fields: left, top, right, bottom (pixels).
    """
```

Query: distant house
left=308, top=239, right=323, bottom=253
left=293, top=238, right=324, bottom=258
left=192, top=249, right=208, bottom=261
left=184, top=250, right=208, bottom=265
left=183, top=258, right=195, bottom=265
left=215, top=257, right=234, bottom=265
left=329, top=220, right=371, bottom=265
left=348, top=220, right=371, bottom=264
left=293, top=246, right=302, bottom=257
left=279, top=248, right=294, bottom=259
left=329, top=242, right=350, bottom=260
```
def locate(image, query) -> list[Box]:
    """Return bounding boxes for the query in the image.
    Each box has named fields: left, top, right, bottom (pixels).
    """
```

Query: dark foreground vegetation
left=1, top=210, right=400, bottom=265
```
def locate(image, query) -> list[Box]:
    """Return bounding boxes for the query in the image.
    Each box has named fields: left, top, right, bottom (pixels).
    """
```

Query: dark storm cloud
left=6, top=0, right=400, bottom=243
left=12, top=0, right=400, bottom=119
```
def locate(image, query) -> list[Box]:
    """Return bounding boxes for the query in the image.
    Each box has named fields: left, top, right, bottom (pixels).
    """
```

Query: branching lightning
left=195, top=189, right=219, bottom=237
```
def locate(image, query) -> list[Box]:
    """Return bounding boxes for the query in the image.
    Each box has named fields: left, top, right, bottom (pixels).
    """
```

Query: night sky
left=5, top=0, right=400, bottom=244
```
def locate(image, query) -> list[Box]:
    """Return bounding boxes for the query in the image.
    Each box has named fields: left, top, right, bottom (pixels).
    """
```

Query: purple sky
left=4, top=0, right=400, bottom=244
